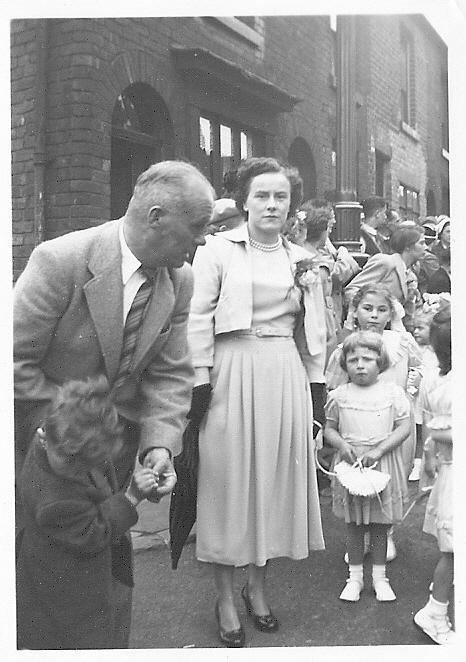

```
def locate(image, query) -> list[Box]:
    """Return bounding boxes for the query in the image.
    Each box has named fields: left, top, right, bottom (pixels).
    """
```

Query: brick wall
left=355, top=15, right=448, bottom=217
left=11, top=15, right=448, bottom=279
left=11, top=16, right=337, bottom=277
left=11, top=20, right=40, bottom=279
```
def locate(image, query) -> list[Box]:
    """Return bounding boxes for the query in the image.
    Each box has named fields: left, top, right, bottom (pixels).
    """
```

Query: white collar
left=360, top=222, right=377, bottom=236
left=119, top=218, right=141, bottom=285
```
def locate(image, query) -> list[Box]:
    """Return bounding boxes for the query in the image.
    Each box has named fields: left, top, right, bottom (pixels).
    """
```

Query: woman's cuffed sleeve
left=188, top=241, right=222, bottom=368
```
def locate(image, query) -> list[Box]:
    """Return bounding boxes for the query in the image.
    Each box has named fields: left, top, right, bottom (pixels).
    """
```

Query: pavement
left=131, top=495, right=174, bottom=552
left=131, top=492, right=197, bottom=552
left=128, top=483, right=458, bottom=649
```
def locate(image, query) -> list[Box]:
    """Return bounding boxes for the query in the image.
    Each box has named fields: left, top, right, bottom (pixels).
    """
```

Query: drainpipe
left=334, top=15, right=365, bottom=266
left=33, top=19, right=48, bottom=245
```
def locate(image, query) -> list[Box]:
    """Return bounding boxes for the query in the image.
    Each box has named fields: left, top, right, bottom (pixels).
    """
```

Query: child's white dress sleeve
left=324, top=387, right=340, bottom=424
left=391, top=383, right=411, bottom=422
left=405, top=332, right=422, bottom=368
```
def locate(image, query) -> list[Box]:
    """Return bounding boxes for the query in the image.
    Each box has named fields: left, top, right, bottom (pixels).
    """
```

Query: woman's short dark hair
left=429, top=307, right=451, bottom=375
left=298, top=199, right=333, bottom=242
left=44, top=375, right=122, bottom=465
left=389, top=226, right=423, bottom=254
left=235, top=157, right=303, bottom=220
left=339, top=330, right=390, bottom=373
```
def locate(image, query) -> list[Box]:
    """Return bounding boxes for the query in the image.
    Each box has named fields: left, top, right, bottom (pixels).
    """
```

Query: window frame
left=398, top=183, right=420, bottom=222
left=400, top=28, right=416, bottom=129
left=198, top=112, right=265, bottom=194
left=208, top=16, right=264, bottom=48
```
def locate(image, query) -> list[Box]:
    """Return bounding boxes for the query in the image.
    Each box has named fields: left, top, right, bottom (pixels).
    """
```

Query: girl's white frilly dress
left=188, top=224, right=325, bottom=567
left=325, top=380, right=411, bottom=525
left=326, top=329, right=422, bottom=474
left=419, top=371, right=452, bottom=552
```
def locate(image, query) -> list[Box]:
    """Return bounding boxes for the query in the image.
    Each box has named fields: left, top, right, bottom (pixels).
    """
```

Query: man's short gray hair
left=134, top=160, right=214, bottom=196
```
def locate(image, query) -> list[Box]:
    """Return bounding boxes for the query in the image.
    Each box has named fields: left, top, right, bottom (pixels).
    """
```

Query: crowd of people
left=14, top=157, right=453, bottom=649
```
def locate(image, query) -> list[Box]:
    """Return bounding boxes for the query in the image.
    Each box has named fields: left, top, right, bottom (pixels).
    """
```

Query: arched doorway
left=288, top=137, right=317, bottom=201
left=111, top=83, right=174, bottom=218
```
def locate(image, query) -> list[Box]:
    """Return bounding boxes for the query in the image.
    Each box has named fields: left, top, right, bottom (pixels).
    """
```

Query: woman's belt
left=233, top=326, right=293, bottom=338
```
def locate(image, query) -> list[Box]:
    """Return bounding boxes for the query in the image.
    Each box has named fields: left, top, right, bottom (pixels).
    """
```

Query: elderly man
left=14, top=160, right=214, bottom=647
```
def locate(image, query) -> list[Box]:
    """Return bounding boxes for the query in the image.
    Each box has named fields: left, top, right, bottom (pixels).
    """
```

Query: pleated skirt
left=196, top=334, right=325, bottom=567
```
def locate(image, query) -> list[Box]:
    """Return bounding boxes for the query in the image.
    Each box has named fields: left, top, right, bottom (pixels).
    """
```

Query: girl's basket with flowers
left=333, top=459, right=391, bottom=497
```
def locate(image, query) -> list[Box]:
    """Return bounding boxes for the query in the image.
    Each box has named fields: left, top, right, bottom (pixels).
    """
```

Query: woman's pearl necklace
left=249, top=236, right=283, bottom=252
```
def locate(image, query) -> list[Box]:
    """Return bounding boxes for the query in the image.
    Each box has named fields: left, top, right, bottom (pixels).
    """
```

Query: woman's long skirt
left=196, top=334, right=325, bottom=567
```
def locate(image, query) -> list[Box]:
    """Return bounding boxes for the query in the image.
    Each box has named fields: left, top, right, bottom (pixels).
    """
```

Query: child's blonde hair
left=413, top=308, right=435, bottom=326
left=44, top=375, right=122, bottom=465
left=339, top=330, right=390, bottom=373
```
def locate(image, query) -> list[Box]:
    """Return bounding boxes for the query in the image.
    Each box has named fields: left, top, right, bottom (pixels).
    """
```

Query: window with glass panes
left=400, top=31, right=415, bottom=127
left=398, top=184, right=419, bottom=221
left=198, top=115, right=265, bottom=194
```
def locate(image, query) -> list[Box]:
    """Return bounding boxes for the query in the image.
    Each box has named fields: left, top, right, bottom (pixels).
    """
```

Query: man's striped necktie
left=114, top=267, right=154, bottom=390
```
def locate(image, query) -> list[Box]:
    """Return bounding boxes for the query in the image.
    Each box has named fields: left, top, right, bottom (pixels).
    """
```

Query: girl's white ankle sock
left=428, top=595, right=448, bottom=615
left=372, top=564, right=387, bottom=581
left=348, top=564, right=364, bottom=583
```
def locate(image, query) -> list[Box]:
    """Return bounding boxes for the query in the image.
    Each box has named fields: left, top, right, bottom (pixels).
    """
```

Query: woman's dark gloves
left=310, top=382, right=326, bottom=439
left=187, top=384, right=213, bottom=428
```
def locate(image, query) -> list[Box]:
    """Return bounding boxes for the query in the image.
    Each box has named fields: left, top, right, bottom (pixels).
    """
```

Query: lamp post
left=333, top=15, right=367, bottom=267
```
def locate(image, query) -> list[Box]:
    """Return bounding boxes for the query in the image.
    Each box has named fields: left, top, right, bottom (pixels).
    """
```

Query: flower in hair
left=421, top=292, right=451, bottom=315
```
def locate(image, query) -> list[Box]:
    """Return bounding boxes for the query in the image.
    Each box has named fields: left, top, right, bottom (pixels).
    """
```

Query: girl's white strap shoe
left=373, top=578, right=396, bottom=601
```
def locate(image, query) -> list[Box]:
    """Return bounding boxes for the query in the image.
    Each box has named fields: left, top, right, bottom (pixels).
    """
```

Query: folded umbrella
left=169, top=420, right=200, bottom=569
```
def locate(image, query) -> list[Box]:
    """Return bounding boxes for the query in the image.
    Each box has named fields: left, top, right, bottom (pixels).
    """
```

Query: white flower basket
left=334, top=461, right=391, bottom=497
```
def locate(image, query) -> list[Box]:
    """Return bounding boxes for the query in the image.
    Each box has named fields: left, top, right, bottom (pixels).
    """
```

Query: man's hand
left=143, top=447, right=177, bottom=502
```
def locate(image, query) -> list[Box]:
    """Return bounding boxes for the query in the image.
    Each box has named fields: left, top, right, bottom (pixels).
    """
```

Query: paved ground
left=129, top=484, right=454, bottom=650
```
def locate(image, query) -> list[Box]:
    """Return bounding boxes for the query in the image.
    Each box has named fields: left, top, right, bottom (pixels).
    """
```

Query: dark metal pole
left=333, top=15, right=365, bottom=264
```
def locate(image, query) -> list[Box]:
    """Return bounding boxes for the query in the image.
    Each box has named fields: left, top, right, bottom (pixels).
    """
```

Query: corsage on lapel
left=294, top=257, right=321, bottom=289
left=293, top=256, right=326, bottom=356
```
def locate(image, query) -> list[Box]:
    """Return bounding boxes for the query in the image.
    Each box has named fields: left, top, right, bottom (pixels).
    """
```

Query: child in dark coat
left=16, top=376, right=159, bottom=650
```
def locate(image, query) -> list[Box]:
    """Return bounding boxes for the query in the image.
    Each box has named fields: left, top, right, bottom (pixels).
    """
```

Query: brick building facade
left=11, top=15, right=448, bottom=280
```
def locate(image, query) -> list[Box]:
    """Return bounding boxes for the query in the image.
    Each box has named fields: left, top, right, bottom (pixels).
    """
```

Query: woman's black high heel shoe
left=241, top=586, right=279, bottom=632
left=215, top=602, right=245, bottom=648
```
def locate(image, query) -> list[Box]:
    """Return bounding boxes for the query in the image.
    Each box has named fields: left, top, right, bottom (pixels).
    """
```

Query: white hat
left=211, top=198, right=242, bottom=225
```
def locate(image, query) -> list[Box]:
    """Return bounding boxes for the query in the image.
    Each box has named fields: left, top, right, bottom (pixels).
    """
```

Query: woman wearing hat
left=207, top=198, right=245, bottom=234
left=187, top=157, right=325, bottom=647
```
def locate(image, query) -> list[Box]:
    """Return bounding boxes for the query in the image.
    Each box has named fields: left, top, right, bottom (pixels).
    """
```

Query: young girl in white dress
left=326, top=283, right=422, bottom=561
left=411, top=306, right=439, bottom=483
left=324, top=331, right=411, bottom=602
left=413, top=307, right=454, bottom=644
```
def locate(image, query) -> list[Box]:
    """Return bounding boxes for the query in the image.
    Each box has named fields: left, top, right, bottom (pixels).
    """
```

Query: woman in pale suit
left=344, top=225, right=426, bottom=332
left=188, top=158, right=325, bottom=647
